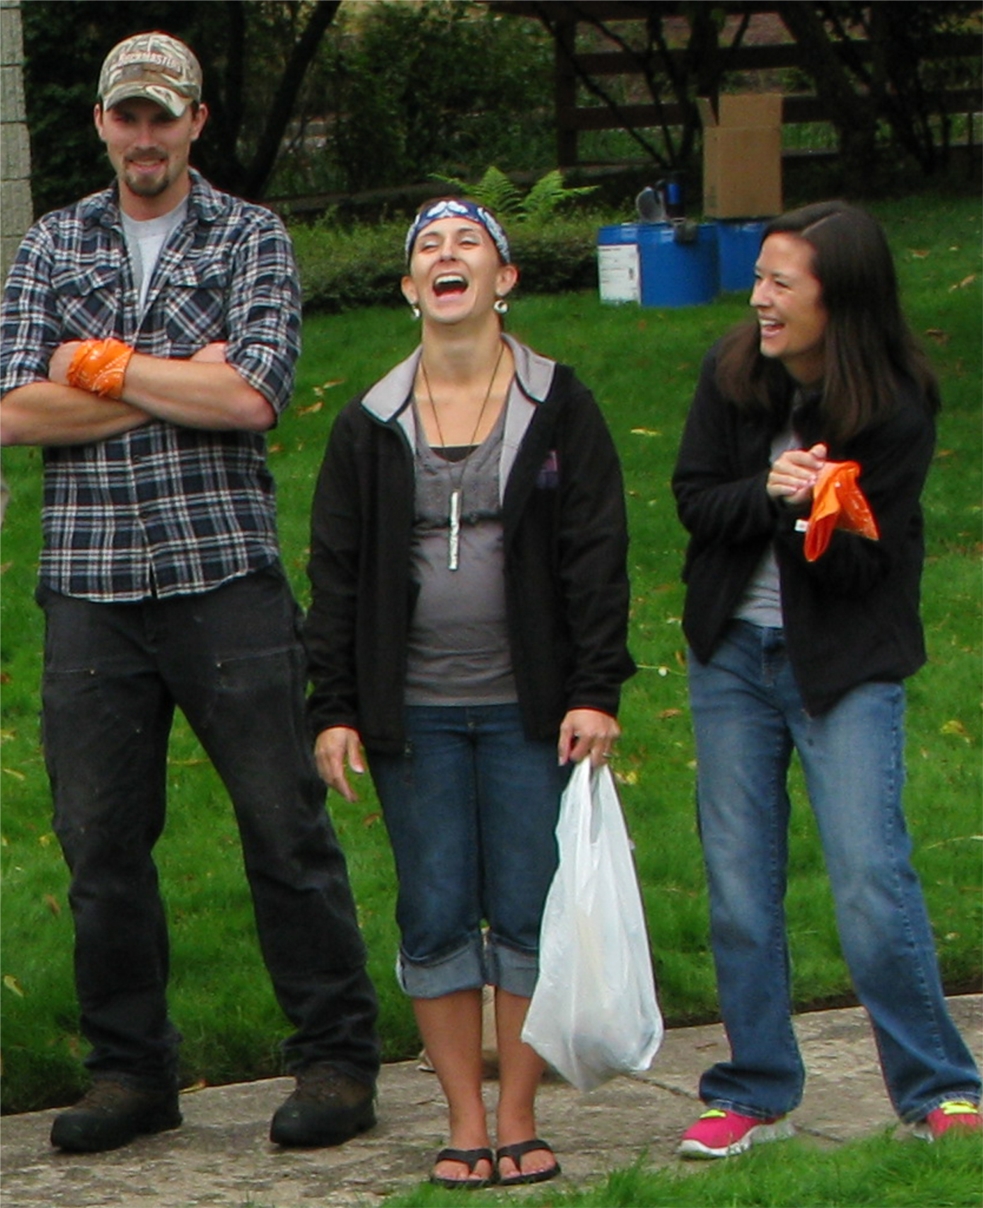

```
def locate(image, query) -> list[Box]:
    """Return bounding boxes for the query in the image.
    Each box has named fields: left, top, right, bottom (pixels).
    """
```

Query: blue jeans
left=38, top=566, right=379, bottom=1089
left=368, top=704, right=569, bottom=999
left=688, top=621, right=980, bottom=1123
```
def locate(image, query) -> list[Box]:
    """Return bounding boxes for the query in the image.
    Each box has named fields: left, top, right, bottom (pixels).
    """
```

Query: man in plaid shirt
left=0, top=32, right=379, bottom=1154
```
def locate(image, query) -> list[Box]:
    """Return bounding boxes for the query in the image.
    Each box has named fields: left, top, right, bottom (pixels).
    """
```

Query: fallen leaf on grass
left=44, top=894, right=61, bottom=917
left=2, top=768, right=25, bottom=781
left=909, top=249, right=931, bottom=259
left=940, top=719, right=972, bottom=743
left=948, top=274, right=977, bottom=291
left=630, top=427, right=662, bottom=437
left=924, top=328, right=950, bottom=345
left=923, top=834, right=983, bottom=849
left=3, top=975, right=25, bottom=998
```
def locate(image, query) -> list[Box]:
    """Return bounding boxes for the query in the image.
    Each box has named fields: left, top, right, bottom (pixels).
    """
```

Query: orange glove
left=803, top=460, right=879, bottom=562
left=66, top=339, right=134, bottom=400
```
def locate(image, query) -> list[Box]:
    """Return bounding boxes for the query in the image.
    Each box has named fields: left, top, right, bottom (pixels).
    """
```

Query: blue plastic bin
left=638, top=222, right=718, bottom=308
left=716, top=220, right=768, bottom=293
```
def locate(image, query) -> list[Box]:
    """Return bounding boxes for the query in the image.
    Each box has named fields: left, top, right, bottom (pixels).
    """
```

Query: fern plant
left=429, top=166, right=596, bottom=224
left=521, top=169, right=596, bottom=221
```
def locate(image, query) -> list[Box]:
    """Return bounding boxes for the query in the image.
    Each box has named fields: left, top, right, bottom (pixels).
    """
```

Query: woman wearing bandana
left=305, top=199, right=634, bottom=1188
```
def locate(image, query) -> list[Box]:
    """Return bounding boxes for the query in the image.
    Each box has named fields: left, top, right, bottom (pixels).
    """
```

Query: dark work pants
left=38, top=566, right=379, bottom=1090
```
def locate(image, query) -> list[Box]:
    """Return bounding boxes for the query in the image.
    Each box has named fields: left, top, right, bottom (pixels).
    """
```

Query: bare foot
left=431, top=1145, right=495, bottom=1187
left=496, top=1138, right=560, bottom=1184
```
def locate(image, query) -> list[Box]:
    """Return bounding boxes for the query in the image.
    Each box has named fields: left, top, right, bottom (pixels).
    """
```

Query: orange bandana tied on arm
left=66, top=338, right=134, bottom=400
left=803, top=460, right=879, bottom=562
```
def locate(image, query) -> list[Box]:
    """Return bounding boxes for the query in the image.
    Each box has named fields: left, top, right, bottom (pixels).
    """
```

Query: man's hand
left=190, top=342, right=228, bottom=364
left=48, top=341, right=84, bottom=385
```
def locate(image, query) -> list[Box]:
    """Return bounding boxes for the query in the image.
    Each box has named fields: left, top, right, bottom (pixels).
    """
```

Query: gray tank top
left=405, top=400, right=518, bottom=705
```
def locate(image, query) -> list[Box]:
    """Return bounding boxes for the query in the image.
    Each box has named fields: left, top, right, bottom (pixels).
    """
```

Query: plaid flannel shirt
left=0, top=170, right=301, bottom=601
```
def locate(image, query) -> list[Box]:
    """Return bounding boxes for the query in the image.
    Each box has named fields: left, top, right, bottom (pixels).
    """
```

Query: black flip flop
left=430, top=1146, right=498, bottom=1190
left=496, top=1138, right=561, bottom=1186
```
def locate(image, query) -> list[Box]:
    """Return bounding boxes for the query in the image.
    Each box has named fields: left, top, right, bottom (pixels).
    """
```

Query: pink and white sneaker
left=912, top=1099, right=982, bottom=1141
left=678, top=1107, right=794, bottom=1159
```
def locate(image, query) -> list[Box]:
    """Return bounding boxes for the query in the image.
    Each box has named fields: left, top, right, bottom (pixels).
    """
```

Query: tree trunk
left=777, top=1, right=880, bottom=181
left=242, top=0, right=342, bottom=200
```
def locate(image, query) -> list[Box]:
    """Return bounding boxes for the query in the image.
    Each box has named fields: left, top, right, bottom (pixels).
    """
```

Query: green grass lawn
left=1, top=193, right=980, bottom=1125
left=381, top=1130, right=983, bottom=1208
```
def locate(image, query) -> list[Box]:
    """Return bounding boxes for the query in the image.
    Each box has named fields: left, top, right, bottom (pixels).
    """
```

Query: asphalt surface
left=1, top=994, right=980, bottom=1207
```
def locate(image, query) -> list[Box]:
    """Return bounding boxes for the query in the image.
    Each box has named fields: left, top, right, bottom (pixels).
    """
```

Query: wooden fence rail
left=485, top=2, right=982, bottom=168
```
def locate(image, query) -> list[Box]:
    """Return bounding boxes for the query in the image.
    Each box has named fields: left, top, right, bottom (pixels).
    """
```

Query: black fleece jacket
left=672, top=344, right=936, bottom=716
left=306, top=345, right=635, bottom=754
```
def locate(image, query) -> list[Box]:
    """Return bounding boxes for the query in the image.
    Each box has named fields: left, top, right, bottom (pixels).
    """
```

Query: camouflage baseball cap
left=98, top=32, right=202, bottom=118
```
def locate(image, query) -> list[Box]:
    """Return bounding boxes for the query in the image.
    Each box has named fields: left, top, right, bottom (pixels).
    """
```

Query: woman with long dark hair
left=672, top=201, right=980, bottom=1158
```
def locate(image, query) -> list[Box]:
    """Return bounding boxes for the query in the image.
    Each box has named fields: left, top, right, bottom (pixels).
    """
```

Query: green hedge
left=289, top=214, right=605, bottom=315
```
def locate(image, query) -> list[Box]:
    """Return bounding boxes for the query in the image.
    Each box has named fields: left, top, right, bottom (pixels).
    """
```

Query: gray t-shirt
left=121, top=199, right=187, bottom=322
left=734, top=421, right=799, bottom=628
left=405, top=401, right=518, bottom=705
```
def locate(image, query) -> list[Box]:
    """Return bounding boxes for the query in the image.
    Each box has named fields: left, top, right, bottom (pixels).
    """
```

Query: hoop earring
left=493, top=297, right=509, bottom=315
left=410, top=303, right=421, bottom=320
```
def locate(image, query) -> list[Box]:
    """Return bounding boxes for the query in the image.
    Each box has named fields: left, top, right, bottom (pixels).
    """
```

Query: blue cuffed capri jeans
left=368, top=703, right=570, bottom=999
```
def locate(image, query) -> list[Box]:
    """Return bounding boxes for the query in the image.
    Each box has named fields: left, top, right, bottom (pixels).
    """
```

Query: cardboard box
left=698, top=94, right=783, bottom=219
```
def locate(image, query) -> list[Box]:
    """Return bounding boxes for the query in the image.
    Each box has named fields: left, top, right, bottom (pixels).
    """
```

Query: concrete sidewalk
left=2, top=995, right=980, bottom=1207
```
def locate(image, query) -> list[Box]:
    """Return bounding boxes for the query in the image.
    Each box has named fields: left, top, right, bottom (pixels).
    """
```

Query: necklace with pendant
left=420, top=340, right=506, bottom=571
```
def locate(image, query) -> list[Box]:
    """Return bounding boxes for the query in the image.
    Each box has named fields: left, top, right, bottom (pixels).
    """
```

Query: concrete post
left=1, top=0, right=33, bottom=281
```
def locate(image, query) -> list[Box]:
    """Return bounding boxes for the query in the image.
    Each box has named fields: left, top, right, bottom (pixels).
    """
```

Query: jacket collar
left=360, top=333, right=556, bottom=425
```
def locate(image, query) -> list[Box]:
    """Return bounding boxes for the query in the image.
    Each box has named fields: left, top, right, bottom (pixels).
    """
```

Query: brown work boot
left=269, top=1063, right=376, bottom=1147
left=50, top=1079, right=182, bottom=1152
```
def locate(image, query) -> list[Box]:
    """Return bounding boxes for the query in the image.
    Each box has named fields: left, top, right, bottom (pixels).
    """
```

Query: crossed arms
left=1, top=342, right=274, bottom=447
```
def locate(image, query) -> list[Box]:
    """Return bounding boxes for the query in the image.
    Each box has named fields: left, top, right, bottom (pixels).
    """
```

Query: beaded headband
left=404, top=198, right=510, bottom=264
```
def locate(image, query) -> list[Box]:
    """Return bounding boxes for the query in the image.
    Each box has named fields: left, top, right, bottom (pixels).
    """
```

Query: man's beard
left=123, top=157, right=172, bottom=198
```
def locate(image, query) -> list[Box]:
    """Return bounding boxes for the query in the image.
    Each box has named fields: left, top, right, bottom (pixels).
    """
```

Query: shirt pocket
left=160, top=256, right=231, bottom=354
left=50, top=263, right=122, bottom=339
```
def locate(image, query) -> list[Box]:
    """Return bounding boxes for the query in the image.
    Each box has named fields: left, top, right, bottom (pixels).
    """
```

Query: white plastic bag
left=522, top=759, right=663, bottom=1091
